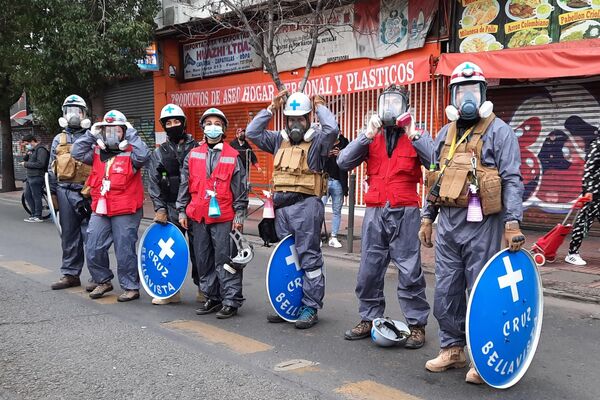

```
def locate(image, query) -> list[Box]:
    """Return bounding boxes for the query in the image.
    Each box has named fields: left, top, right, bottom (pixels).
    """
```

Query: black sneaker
left=216, top=306, right=238, bottom=319
left=344, top=320, right=372, bottom=340
left=295, top=306, right=318, bottom=329
left=267, top=314, right=286, bottom=323
left=195, top=299, right=222, bottom=315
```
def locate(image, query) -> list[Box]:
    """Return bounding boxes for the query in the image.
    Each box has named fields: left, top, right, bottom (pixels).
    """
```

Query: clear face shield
left=451, top=82, right=484, bottom=120
left=102, top=125, right=124, bottom=150
left=62, top=106, right=86, bottom=128
left=378, top=91, right=408, bottom=127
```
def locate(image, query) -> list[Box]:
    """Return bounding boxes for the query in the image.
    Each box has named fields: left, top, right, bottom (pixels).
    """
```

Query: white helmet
left=93, top=110, right=130, bottom=151
left=371, top=318, right=410, bottom=347
left=200, top=107, right=228, bottom=129
left=446, top=61, right=493, bottom=121
left=100, top=110, right=128, bottom=126
left=160, top=104, right=186, bottom=126
left=283, top=92, right=312, bottom=116
left=59, top=94, right=90, bottom=129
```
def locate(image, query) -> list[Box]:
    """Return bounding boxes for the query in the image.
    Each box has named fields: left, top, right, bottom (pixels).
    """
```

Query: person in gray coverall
left=48, top=95, right=95, bottom=291
left=337, top=85, right=430, bottom=348
left=246, top=90, right=339, bottom=329
left=71, top=110, right=150, bottom=303
left=148, top=103, right=200, bottom=305
left=412, top=62, right=525, bottom=385
left=177, top=107, right=248, bottom=319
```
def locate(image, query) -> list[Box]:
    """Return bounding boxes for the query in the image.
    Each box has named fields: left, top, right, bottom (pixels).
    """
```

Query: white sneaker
left=151, top=291, right=181, bottom=305
left=565, top=253, right=587, bottom=266
left=328, top=236, right=342, bottom=248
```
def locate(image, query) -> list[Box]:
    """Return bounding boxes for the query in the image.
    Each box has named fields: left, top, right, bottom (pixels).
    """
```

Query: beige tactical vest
left=272, top=140, right=327, bottom=197
left=52, top=132, right=92, bottom=184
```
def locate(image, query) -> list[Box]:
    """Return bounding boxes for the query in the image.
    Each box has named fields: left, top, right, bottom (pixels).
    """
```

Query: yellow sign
left=459, top=25, right=499, bottom=39
left=559, top=10, right=600, bottom=26
left=505, top=19, right=549, bottom=34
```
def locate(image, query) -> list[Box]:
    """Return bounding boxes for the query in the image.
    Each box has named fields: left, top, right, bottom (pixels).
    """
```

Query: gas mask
left=378, top=86, right=409, bottom=127
left=446, top=82, right=493, bottom=122
left=204, top=124, right=223, bottom=140
left=101, top=126, right=127, bottom=152
left=58, top=106, right=91, bottom=129
left=286, top=117, right=308, bottom=144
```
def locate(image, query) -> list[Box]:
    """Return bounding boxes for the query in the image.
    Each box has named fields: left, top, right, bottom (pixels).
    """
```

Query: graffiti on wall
left=501, top=84, right=600, bottom=213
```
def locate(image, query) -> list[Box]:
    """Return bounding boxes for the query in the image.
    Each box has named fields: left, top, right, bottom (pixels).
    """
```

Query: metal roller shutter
left=488, top=79, right=600, bottom=232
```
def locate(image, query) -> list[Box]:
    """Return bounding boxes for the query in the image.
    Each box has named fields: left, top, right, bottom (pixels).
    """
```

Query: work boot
left=216, top=305, right=238, bottom=319
left=195, top=299, right=222, bottom=315
left=405, top=325, right=426, bottom=349
left=50, top=275, right=81, bottom=290
left=85, top=281, right=99, bottom=292
left=89, top=282, right=113, bottom=299
left=267, top=314, right=286, bottom=323
left=425, top=346, right=467, bottom=372
left=344, top=320, right=372, bottom=340
left=196, top=289, right=206, bottom=303
left=117, top=290, right=140, bottom=302
left=152, top=291, right=182, bottom=305
left=466, top=364, right=484, bottom=385
left=295, top=306, right=318, bottom=329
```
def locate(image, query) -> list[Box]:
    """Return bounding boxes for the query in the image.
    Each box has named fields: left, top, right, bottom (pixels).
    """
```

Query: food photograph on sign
left=557, top=0, right=600, bottom=43
left=456, top=0, right=504, bottom=53
left=504, top=0, right=554, bottom=49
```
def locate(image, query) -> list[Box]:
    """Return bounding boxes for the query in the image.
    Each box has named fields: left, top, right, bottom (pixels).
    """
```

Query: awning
left=436, top=39, right=600, bottom=80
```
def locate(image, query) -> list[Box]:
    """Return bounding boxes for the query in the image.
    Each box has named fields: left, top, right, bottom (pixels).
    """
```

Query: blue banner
left=138, top=222, right=190, bottom=299
left=266, top=235, right=304, bottom=322
left=467, top=249, right=543, bottom=389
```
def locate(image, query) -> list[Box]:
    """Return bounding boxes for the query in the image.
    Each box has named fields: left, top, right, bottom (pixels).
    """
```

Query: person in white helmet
left=246, top=90, right=339, bottom=329
left=71, top=110, right=151, bottom=302
left=177, top=107, right=248, bottom=319
left=147, top=103, right=202, bottom=305
left=48, top=95, right=95, bottom=291
left=411, top=62, right=524, bottom=384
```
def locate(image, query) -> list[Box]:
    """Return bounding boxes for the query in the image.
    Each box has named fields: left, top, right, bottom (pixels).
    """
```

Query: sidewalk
left=2, top=182, right=600, bottom=304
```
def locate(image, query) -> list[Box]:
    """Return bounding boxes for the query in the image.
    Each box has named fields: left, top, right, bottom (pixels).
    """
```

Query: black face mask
left=166, top=125, right=186, bottom=142
left=384, top=126, right=404, bottom=158
left=238, top=134, right=245, bottom=141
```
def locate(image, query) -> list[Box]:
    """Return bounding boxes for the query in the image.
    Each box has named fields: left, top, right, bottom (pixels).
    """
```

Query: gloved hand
left=90, top=123, right=102, bottom=138
left=154, top=209, right=168, bottom=225
left=269, top=89, right=289, bottom=112
left=365, top=114, right=382, bottom=139
left=504, top=221, right=525, bottom=252
left=179, top=216, right=188, bottom=230
left=418, top=218, right=433, bottom=248
left=312, top=94, right=326, bottom=109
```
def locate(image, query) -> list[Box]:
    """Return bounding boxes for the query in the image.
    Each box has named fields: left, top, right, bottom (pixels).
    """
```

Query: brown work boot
left=89, top=282, right=113, bottom=299
left=50, top=275, right=81, bottom=290
left=425, top=346, right=467, bottom=372
left=117, top=290, right=140, bottom=302
left=405, top=325, right=426, bottom=349
left=85, top=281, right=99, bottom=292
left=344, top=320, right=372, bottom=340
left=152, top=291, right=181, bottom=305
left=466, top=364, right=484, bottom=385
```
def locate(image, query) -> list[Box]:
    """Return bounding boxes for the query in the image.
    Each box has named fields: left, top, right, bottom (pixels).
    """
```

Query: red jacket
left=364, top=133, right=422, bottom=207
left=87, top=147, right=144, bottom=216
left=186, top=143, right=239, bottom=224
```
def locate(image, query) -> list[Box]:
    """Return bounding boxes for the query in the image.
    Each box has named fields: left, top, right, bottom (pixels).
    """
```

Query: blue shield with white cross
left=466, top=249, right=543, bottom=389
left=266, top=235, right=304, bottom=322
left=137, top=222, right=190, bottom=299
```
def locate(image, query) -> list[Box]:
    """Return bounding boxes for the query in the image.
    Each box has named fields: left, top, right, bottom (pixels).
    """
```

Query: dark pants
left=25, top=176, right=44, bottom=218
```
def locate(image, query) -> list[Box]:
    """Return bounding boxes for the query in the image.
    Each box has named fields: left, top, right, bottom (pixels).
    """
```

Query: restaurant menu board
left=456, top=0, right=505, bottom=53
left=556, top=0, right=600, bottom=43
left=504, top=0, right=555, bottom=49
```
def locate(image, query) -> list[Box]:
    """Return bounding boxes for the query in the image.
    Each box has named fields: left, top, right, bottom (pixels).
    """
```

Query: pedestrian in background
left=230, top=128, right=263, bottom=175
left=21, top=134, right=49, bottom=223
left=322, top=132, right=349, bottom=248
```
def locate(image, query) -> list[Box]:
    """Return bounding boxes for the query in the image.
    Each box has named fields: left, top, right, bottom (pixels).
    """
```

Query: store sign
left=137, top=42, right=159, bottom=71
left=169, top=55, right=430, bottom=107
left=183, top=33, right=262, bottom=80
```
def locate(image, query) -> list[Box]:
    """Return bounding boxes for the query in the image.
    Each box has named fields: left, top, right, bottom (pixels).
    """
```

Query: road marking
left=274, top=359, right=319, bottom=372
left=162, top=319, right=273, bottom=354
left=334, top=380, right=422, bottom=400
left=0, top=260, right=50, bottom=275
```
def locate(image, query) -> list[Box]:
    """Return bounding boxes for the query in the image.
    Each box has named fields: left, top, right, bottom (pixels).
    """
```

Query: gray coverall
left=177, top=143, right=248, bottom=308
left=48, top=129, right=91, bottom=278
left=412, top=118, right=524, bottom=348
left=337, top=132, right=430, bottom=325
left=71, top=129, right=151, bottom=290
left=246, top=106, right=339, bottom=309
left=147, top=134, right=199, bottom=285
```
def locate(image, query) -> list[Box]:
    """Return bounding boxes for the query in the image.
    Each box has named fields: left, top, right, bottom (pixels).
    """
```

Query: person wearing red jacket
left=71, top=110, right=150, bottom=302
left=337, top=85, right=430, bottom=347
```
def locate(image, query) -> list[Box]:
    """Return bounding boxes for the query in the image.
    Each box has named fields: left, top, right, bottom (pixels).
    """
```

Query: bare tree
left=183, top=0, right=359, bottom=92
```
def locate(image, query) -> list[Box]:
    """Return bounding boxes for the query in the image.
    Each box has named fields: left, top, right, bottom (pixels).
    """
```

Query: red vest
left=186, top=143, right=239, bottom=224
left=365, top=133, right=422, bottom=207
left=87, top=147, right=144, bottom=216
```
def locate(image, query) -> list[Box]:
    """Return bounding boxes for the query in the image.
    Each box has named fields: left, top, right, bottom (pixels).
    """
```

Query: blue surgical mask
left=25, top=144, right=33, bottom=150
left=204, top=125, right=223, bottom=139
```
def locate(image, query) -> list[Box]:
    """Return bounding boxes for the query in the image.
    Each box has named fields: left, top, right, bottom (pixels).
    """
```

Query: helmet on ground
left=446, top=62, right=493, bottom=121
left=283, top=92, right=312, bottom=117
left=378, top=85, right=410, bottom=127
left=59, top=94, right=90, bottom=129
left=160, top=104, right=186, bottom=127
left=371, top=318, right=410, bottom=347
left=200, top=107, right=228, bottom=129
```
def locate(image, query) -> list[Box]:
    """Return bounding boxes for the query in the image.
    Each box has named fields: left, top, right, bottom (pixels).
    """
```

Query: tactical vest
left=52, top=132, right=92, bottom=184
left=272, top=140, right=326, bottom=197
left=159, top=141, right=191, bottom=203
left=87, top=146, right=144, bottom=217
left=425, top=114, right=502, bottom=215
left=365, top=133, right=422, bottom=208
left=186, top=143, right=239, bottom=224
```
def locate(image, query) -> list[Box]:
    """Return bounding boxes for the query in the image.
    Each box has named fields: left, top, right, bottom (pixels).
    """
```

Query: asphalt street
left=1, top=198, right=599, bottom=400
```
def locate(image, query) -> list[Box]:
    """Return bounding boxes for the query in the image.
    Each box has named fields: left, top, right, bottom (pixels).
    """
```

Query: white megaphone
left=262, top=190, right=275, bottom=219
